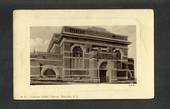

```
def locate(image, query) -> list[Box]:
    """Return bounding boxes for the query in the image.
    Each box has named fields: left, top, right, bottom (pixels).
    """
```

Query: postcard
left=13, top=9, right=154, bottom=99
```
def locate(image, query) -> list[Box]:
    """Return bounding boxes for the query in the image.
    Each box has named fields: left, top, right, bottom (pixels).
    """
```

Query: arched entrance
left=99, top=62, right=107, bottom=83
left=43, top=69, right=56, bottom=78
left=41, top=65, right=59, bottom=78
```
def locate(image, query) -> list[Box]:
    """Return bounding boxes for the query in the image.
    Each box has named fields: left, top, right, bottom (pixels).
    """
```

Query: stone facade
left=30, top=26, right=135, bottom=83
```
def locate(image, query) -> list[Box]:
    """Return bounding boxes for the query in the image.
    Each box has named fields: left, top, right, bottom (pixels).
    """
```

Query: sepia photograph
left=13, top=10, right=154, bottom=99
left=30, top=26, right=136, bottom=85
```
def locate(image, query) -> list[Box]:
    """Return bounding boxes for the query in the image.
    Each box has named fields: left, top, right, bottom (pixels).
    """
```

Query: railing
left=62, top=26, right=128, bottom=41
left=31, top=58, right=63, bottom=66
left=92, top=52, right=114, bottom=59
left=64, top=51, right=128, bottom=60
left=31, top=52, right=63, bottom=60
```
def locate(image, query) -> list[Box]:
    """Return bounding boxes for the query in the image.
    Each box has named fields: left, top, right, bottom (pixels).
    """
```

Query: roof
left=62, top=26, right=128, bottom=40
left=47, top=26, right=131, bottom=52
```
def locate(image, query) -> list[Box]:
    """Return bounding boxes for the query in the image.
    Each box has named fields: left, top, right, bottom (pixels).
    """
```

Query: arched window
left=43, top=69, right=56, bottom=78
left=71, top=46, right=84, bottom=69
left=114, top=50, right=121, bottom=60
left=72, top=46, right=83, bottom=57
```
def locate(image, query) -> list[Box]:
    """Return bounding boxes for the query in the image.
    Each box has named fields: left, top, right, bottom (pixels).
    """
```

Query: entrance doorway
left=99, top=62, right=107, bottom=83
left=100, top=70, right=107, bottom=83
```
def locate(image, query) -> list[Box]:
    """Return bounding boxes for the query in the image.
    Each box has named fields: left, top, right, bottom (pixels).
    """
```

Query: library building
left=31, top=26, right=136, bottom=84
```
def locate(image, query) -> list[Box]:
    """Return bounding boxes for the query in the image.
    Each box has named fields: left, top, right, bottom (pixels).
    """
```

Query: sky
left=30, top=26, right=136, bottom=59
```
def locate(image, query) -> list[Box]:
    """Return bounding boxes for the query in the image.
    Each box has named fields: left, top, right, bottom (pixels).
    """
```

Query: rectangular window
left=124, top=48, right=128, bottom=56
left=64, top=43, right=71, bottom=51
left=117, top=71, right=126, bottom=77
left=64, top=58, right=71, bottom=68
